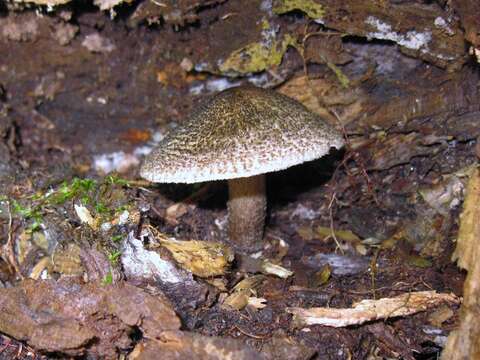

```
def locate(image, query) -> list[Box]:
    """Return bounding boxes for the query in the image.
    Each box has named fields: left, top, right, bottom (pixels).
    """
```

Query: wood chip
left=288, top=291, right=460, bottom=328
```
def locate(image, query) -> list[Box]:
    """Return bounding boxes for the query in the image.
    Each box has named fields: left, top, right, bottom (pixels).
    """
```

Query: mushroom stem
left=227, top=174, right=266, bottom=252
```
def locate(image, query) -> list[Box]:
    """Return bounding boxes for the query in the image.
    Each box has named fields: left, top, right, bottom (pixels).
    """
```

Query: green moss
left=94, top=202, right=110, bottom=215
left=49, top=178, right=97, bottom=205
left=108, top=250, right=122, bottom=264
left=7, top=176, right=134, bottom=239
left=273, top=0, right=325, bottom=19
left=105, top=174, right=130, bottom=187
left=11, top=200, right=41, bottom=219
left=219, top=20, right=297, bottom=75
left=111, top=234, right=123, bottom=242
left=407, top=255, right=432, bottom=268
left=102, top=272, right=113, bottom=285
left=326, top=62, right=350, bottom=88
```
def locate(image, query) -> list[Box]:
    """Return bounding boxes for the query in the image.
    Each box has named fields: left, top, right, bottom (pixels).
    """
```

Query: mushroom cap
left=140, top=86, right=344, bottom=184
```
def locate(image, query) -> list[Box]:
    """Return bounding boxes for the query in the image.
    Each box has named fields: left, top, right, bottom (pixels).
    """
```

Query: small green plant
left=102, top=272, right=113, bottom=285
left=6, top=176, right=133, bottom=236
left=108, top=250, right=122, bottom=264
left=105, top=174, right=129, bottom=187
left=50, top=178, right=97, bottom=205
left=11, top=199, right=43, bottom=233
left=94, top=202, right=110, bottom=215
left=111, top=234, right=123, bottom=242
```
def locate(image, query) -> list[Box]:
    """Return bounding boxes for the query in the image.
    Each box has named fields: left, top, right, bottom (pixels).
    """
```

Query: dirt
left=0, top=0, right=478, bottom=359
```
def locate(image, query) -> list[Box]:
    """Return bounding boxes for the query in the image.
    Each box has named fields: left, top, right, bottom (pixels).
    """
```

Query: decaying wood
left=451, top=0, right=480, bottom=49
left=288, top=291, right=460, bottom=328
left=304, top=0, right=467, bottom=70
left=442, top=168, right=480, bottom=360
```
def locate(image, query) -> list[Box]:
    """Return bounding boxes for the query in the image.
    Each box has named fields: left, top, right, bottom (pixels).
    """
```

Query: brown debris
left=52, top=22, right=78, bottom=46
left=261, top=331, right=316, bottom=360
left=451, top=0, right=480, bottom=49
left=304, top=34, right=352, bottom=66
left=0, top=279, right=180, bottom=358
left=222, top=275, right=265, bottom=311
left=366, top=322, right=420, bottom=360
left=128, top=0, right=227, bottom=28
left=366, top=132, right=444, bottom=171
left=129, top=331, right=264, bottom=360
left=0, top=14, right=40, bottom=42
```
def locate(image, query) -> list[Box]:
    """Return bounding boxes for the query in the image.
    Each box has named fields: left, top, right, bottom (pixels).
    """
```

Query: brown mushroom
left=140, top=86, right=344, bottom=252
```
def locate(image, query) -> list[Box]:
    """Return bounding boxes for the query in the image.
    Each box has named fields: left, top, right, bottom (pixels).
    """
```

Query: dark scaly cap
left=140, top=86, right=344, bottom=183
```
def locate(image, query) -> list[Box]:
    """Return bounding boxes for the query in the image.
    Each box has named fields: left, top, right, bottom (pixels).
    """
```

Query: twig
left=234, top=325, right=271, bottom=340
left=0, top=337, right=12, bottom=354
left=370, top=248, right=380, bottom=299
left=15, top=342, right=22, bottom=359
left=330, top=109, right=380, bottom=205
left=4, top=201, right=22, bottom=278
left=327, top=192, right=344, bottom=254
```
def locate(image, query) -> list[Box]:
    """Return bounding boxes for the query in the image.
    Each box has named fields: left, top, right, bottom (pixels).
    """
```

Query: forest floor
left=0, top=1, right=479, bottom=359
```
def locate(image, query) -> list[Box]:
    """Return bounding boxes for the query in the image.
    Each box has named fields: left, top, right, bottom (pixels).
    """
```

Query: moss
left=7, top=176, right=133, bottom=237
left=94, top=202, right=110, bottom=215
left=105, top=174, right=130, bottom=187
left=273, top=0, right=325, bottom=19
left=326, top=62, right=350, bottom=88
left=107, top=250, right=122, bottom=264
left=102, top=272, right=113, bottom=285
left=49, top=178, right=97, bottom=205
left=111, top=234, right=123, bottom=242
left=11, top=199, right=43, bottom=233
left=219, top=20, right=297, bottom=75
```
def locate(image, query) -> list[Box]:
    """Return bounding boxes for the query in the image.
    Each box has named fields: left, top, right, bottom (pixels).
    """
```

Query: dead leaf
left=428, top=305, right=454, bottom=327
left=165, top=202, right=191, bottom=225
left=154, top=235, right=234, bottom=278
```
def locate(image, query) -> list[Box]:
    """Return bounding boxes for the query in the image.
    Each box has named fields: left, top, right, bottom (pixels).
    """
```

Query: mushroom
left=140, top=86, right=344, bottom=252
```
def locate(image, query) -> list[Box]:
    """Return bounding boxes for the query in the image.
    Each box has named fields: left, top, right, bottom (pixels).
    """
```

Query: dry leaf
left=156, top=236, right=234, bottom=278
left=222, top=275, right=264, bottom=310
left=247, top=297, right=267, bottom=310
left=74, top=204, right=97, bottom=229
left=261, top=260, right=293, bottom=279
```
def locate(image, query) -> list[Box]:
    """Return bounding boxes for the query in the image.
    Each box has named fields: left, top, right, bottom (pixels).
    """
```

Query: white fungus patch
left=246, top=72, right=270, bottom=87
left=82, top=33, right=116, bottom=53
left=305, top=253, right=371, bottom=276
left=214, top=214, right=228, bottom=231
left=132, top=145, right=153, bottom=157
left=189, top=78, right=241, bottom=95
left=434, top=17, right=447, bottom=28
left=94, top=130, right=168, bottom=174
left=260, top=0, right=272, bottom=14
left=434, top=17, right=454, bottom=35
left=365, top=16, right=431, bottom=51
left=290, top=204, right=319, bottom=221
left=206, top=78, right=240, bottom=92
left=121, top=232, right=187, bottom=284
left=117, top=210, right=129, bottom=225
left=93, top=151, right=140, bottom=174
